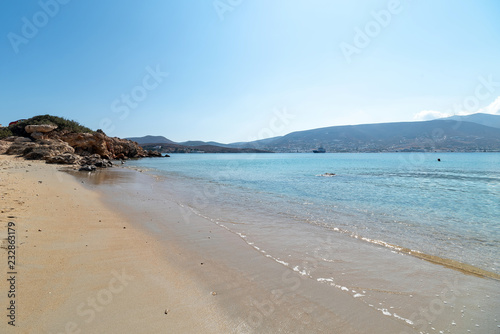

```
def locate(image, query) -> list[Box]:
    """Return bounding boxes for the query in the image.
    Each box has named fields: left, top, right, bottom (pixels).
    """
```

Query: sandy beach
left=1, top=155, right=498, bottom=333
left=0, top=155, right=236, bottom=333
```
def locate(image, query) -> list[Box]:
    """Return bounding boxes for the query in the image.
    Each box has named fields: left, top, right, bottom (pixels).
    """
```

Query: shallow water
left=74, top=157, right=500, bottom=333
left=128, top=152, right=500, bottom=276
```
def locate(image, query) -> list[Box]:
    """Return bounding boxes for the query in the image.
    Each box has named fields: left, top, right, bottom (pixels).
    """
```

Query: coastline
left=1, top=155, right=498, bottom=333
left=0, top=155, right=233, bottom=333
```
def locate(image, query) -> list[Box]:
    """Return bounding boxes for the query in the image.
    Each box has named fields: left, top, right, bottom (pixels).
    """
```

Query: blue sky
left=1, top=0, right=499, bottom=143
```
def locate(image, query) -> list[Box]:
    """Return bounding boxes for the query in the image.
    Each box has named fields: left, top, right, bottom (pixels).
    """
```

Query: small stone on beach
left=211, top=291, right=217, bottom=296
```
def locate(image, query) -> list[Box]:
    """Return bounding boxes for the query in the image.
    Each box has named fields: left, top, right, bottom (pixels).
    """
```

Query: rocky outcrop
left=6, top=139, right=75, bottom=161
left=46, top=131, right=152, bottom=160
left=45, top=153, right=82, bottom=165
left=2, top=122, right=166, bottom=167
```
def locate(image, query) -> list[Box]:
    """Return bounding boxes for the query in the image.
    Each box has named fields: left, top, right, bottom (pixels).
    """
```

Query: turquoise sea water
left=128, top=153, right=500, bottom=275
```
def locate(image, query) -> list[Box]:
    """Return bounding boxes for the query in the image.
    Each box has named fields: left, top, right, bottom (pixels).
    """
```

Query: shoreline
left=0, top=155, right=234, bottom=333
left=1, top=155, right=499, bottom=333
left=75, top=164, right=500, bottom=333
left=123, top=157, right=500, bottom=282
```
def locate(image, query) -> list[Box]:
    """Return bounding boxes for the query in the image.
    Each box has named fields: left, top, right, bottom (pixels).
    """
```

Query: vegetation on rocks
left=0, top=127, right=13, bottom=139
left=9, top=115, right=94, bottom=137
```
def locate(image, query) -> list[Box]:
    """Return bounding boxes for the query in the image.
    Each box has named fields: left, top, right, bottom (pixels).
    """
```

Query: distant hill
left=236, top=118, right=500, bottom=152
left=126, top=135, right=175, bottom=144
left=440, top=113, right=500, bottom=129
left=140, top=142, right=270, bottom=154
left=179, top=140, right=233, bottom=148
left=127, top=114, right=500, bottom=153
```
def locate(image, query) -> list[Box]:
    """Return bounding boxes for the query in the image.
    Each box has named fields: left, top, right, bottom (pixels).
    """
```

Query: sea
left=126, top=152, right=500, bottom=278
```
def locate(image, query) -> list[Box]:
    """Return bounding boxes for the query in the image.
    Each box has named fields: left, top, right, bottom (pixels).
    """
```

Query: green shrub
left=0, top=127, right=13, bottom=139
left=9, top=115, right=94, bottom=137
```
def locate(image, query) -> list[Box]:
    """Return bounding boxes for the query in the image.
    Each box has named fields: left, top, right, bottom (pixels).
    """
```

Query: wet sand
left=1, top=155, right=499, bottom=333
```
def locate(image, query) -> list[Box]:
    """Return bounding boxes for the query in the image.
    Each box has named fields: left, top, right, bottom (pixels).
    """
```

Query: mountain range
left=127, top=113, right=500, bottom=153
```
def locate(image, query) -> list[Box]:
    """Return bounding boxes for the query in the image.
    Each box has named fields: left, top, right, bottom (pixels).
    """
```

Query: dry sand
left=0, top=155, right=233, bottom=333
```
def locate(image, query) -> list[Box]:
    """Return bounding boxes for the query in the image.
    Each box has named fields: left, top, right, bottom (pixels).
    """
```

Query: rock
left=94, top=160, right=112, bottom=168
left=321, top=173, right=336, bottom=177
left=1, top=136, right=19, bottom=142
left=146, top=150, right=163, bottom=157
left=80, top=154, right=112, bottom=168
left=0, top=140, right=12, bottom=154
left=24, top=151, right=47, bottom=160
left=6, top=139, right=74, bottom=161
left=115, top=153, right=128, bottom=160
left=6, top=142, right=38, bottom=156
left=14, top=137, right=32, bottom=143
left=46, top=153, right=82, bottom=165
left=79, top=165, right=97, bottom=172
left=30, top=132, right=44, bottom=140
left=25, top=124, right=58, bottom=133
left=48, top=131, right=147, bottom=160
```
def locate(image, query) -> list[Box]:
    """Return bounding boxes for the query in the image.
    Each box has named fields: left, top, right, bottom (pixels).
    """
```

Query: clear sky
left=1, top=0, right=499, bottom=143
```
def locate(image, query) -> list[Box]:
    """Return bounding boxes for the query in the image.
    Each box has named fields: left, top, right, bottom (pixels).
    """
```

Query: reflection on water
left=64, top=167, right=137, bottom=186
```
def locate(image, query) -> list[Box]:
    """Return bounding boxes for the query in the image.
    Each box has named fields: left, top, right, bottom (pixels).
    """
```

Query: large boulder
left=146, top=150, right=163, bottom=157
left=80, top=154, right=113, bottom=168
left=25, top=124, right=58, bottom=133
